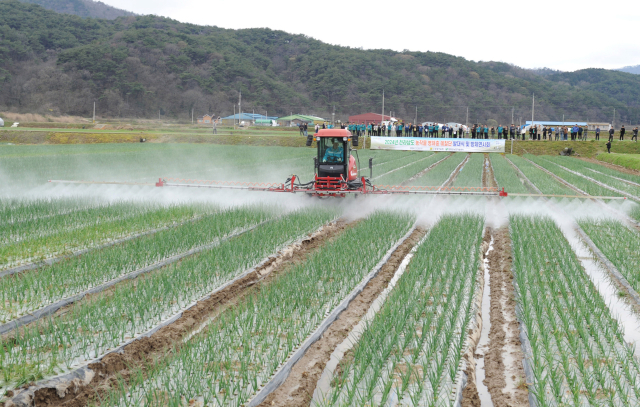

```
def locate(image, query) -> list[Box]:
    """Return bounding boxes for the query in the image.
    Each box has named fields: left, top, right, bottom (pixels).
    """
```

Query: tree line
left=0, top=0, right=639, bottom=125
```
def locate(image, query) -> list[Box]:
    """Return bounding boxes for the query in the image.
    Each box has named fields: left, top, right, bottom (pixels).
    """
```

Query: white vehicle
left=0, top=117, right=4, bottom=127
left=445, top=122, right=468, bottom=134
left=10, top=122, right=19, bottom=128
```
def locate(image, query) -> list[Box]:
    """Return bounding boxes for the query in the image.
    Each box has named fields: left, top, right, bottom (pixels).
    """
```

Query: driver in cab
left=323, top=139, right=343, bottom=163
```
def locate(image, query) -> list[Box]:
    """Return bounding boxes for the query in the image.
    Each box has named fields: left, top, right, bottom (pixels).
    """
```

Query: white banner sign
left=370, top=137, right=505, bottom=153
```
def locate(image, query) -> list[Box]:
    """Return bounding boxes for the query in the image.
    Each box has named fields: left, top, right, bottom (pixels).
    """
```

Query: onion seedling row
left=0, top=204, right=208, bottom=269
left=373, top=153, right=447, bottom=186
left=511, top=215, right=640, bottom=407
left=542, top=156, right=640, bottom=198
left=578, top=219, right=640, bottom=295
left=319, top=214, right=484, bottom=407
left=489, top=154, right=530, bottom=194
left=0, top=197, right=105, bottom=225
left=371, top=153, right=433, bottom=178
left=0, top=201, right=207, bottom=247
left=0, top=208, right=336, bottom=393
left=506, top=155, right=574, bottom=196
left=98, top=212, right=414, bottom=407
left=0, top=206, right=278, bottom=323
left=408, top=152, right=467, bottom=186
left=452, top=153, right=484, bottom=187
left=526, top=155, right=623, bottom=199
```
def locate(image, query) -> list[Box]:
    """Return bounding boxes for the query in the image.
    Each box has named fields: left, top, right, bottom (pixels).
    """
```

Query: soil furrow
left=483, top=153, right=498, bottom=189
left=3, top=220, right=350, bottom=407
left=460, top=227, right=492, bottom=407
left=255, top=227, right=426, bottom=407
left=483, top=226, right=528, bottom=407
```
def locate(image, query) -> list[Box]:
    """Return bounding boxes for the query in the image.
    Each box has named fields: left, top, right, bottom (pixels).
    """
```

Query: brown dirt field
left=5, top=221, right=350, bottom=407
left=483, top=226, right=528, bottom=407
left=257, top=227, right=426, bottom=407
left=578, top=156, right=640, bottom=176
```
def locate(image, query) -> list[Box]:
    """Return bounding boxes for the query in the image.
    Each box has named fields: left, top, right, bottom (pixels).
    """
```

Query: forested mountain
left=0, top=0, right=639, bottom=124
left=618, top=65, right=640, bottom=75
left=17, top=0, right=134, bottom=19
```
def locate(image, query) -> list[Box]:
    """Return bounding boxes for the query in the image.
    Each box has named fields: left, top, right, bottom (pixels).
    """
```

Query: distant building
left=0, top=117, right=4, bottom=127
left=348, top=113, right=392, bottom=124
left=197, top=114, right=213, bottom=124
left=276, top=114, right=326, bottom=126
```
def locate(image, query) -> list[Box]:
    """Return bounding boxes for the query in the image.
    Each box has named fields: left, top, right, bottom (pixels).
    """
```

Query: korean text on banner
left=370, top=137, right=505, bottom=153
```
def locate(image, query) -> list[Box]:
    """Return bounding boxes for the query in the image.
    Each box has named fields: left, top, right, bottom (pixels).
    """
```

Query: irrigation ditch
left=2, top=220, right=350, bottom=407
left=254, top=226, right=426, bottom=407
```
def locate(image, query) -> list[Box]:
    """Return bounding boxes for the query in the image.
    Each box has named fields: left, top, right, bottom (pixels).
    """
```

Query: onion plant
left=0, top=207, right=336, bottom=393
left=451, top=153, right=484, bottom=187
left=408, top=153, right=467, bottom=186
left=319, top=213, right=484, bottom=406
left=506, top=155, right=573, bottom=196
left=511, top=215, right=640, bottom=407
left=0, top=205, right=278, bottom=322
left=543, top=156, right=640, bottom=198
left=97, top=212, right=414, bottom=407
left=0, top=203, right=210, bottom=269
left=489, top=154, right=529, bottom=194
left=526, top=155, right=623, bottom=198
left=578, top=218, right=640, bottom=293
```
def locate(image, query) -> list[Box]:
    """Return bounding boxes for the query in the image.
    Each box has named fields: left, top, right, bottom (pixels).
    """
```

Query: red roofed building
left=348, top=113, right=392, bottom=124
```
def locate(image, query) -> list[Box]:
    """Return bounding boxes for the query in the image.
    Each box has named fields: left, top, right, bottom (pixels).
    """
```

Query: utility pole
left=415, top=106, right=417, bottom=124
left=531, top=94, right=535, bottom=128
left=233, top=105, right=236, bottom=129
left=466, top=106, right=469, bottom=127
left=511, top=107, right=514, bottom=124
left=238, top=90, right=242, bottom=127
left=93, top=101, right=95, bottom=124
left=332, top=105, right=335, bottom=126
left=613, top=108, right=616, bottom=128
left=381, top=90, right=385, bottom=127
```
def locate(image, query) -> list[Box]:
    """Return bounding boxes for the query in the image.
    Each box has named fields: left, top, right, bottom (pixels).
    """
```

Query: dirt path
left=483, top=226, right=529, bottom=407
left=483, top=153, right=498, bottom=189
left=4, top=221, right=350, bottom=407
left=460, top=229, right=492, bottom=407
left=256, top=228, right=426, bottom=407
left=579, top=156, right=640, bottom=176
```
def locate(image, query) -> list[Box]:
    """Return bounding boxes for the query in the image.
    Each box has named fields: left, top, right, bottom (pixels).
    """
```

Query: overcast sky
left=103, top=0, right=640, bottom=72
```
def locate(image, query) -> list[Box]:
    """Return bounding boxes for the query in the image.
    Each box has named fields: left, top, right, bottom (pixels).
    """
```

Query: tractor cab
left=306, top=129, right=359, bottom=194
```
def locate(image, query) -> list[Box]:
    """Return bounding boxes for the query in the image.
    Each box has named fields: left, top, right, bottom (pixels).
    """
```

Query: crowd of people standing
left=309, top=121, right=639, bottom=142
